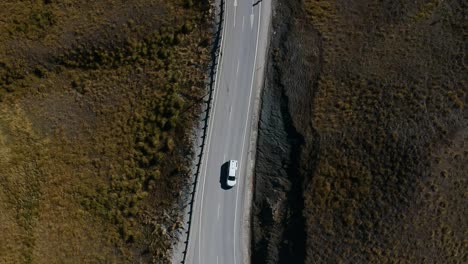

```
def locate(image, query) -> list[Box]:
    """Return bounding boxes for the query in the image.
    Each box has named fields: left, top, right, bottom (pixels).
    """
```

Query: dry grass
left=0, top=0, right=211, bottom=263
left=275, top=0, right=466, bottom=262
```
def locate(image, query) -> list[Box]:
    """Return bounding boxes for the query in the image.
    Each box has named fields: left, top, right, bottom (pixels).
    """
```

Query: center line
left=228, top=105, right=233, bottom=122
left=233, top=3, right=262, bottom=264
left=233, top=0, right=238, bottom=27
left=242, top=16, right=245, bottom=31
left=250, top=13, right=254, bottom=29
left=233, top=9, right=237, bottom=27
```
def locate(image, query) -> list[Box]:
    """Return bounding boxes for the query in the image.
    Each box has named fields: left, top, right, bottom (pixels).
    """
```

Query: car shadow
left=220, top=161, right=232, bottom=190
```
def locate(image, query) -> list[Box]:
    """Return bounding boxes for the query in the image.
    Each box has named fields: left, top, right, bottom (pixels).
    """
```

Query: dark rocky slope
left=251, top=0, right=320, bottom=263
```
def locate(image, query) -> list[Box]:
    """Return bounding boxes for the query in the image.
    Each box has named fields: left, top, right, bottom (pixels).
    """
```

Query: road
left=185, top=0, right=272, bottom=263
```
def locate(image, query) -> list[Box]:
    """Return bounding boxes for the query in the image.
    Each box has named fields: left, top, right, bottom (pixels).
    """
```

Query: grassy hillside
left=298, top=0, right=466, bottom=262
left=0, top=0, right=211, bottom=263
left=258, top=0, right=465, bottom=263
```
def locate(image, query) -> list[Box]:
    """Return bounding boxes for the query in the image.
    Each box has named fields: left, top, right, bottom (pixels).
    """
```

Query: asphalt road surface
left=185, top=0, right=272, bottom=263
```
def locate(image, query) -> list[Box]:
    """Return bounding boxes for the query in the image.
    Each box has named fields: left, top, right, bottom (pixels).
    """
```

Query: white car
left=227, top=160, right=238, bottom=187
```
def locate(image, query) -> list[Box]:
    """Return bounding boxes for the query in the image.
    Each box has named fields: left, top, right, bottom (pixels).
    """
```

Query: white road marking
left=233, top=4, right=262, bottom=264
left=242, top=16, right=245, bottom=31
left=236, top=59, right=240, bottom=76
left=217, top=203, right=221, bottom=220
left=250, top=13, right=254, bottom=29
left=233, top=0, right=238, bottom=27
left=228, top=105, right=233, bottom=122
left=197, top=1, right=229, bottom=263
left=233, top=9, right=236, bottom=27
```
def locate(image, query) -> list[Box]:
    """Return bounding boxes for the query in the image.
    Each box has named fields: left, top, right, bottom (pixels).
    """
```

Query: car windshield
left=228, top=176, right=236, bottom=180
